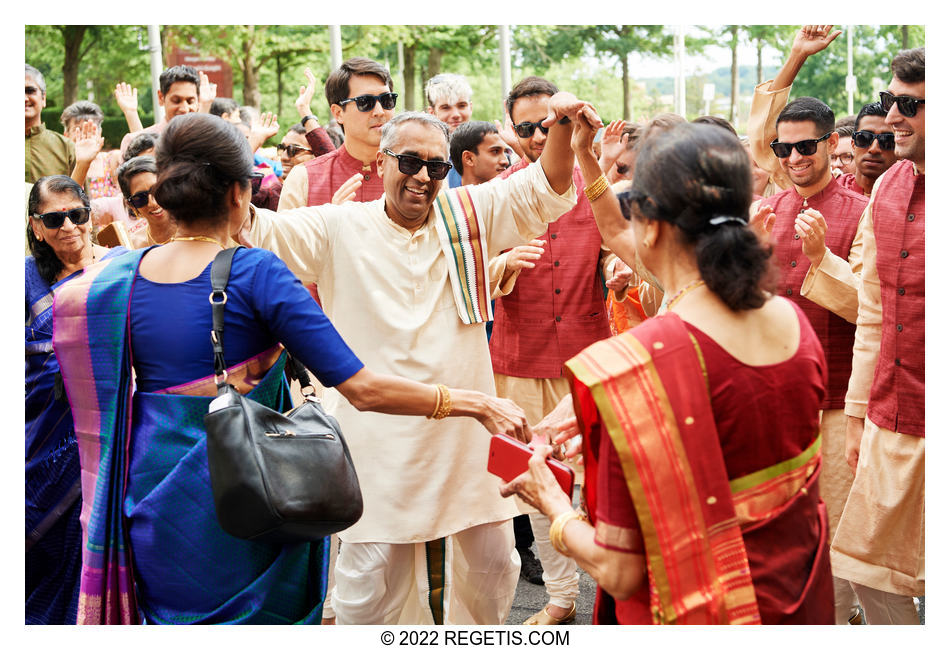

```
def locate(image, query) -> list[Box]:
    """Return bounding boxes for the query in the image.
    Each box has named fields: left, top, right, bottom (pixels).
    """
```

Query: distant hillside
left=640, top=64, right=780, bottom=96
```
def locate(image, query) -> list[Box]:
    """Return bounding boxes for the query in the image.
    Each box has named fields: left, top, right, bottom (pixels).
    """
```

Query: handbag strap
left=284, top=355, right=317, bottom=397
left=210, top=246, right=242, bottom=386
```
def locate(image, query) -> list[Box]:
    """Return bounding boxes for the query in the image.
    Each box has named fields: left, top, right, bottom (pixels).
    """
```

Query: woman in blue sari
left=26, top=175, right=127, bottom=624
left=52, top=113, right=528, bottom=625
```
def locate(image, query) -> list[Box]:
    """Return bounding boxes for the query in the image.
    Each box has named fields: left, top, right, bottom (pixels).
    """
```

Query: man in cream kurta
left=240, top=106, right=586, bottom=624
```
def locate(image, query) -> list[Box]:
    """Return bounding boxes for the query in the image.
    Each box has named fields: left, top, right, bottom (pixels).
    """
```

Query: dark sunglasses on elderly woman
left=338, top=92, right=398, bottom=112
left=853, top=130, right=896, bottom=150
left=32, top=207, right=91, bottom=229
left=769, top=132, right=832, bottom=158
left=383, top=149, right=452, bottom=180
left=879, top=91, right=924, bottom=118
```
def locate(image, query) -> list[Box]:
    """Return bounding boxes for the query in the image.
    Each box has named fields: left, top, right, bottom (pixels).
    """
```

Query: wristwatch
left=301, top=115, right=319, bottom=127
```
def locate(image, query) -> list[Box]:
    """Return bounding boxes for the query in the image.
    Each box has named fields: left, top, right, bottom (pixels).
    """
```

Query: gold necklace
left=171, top=235, right=225, bottom=249
left=667, top=279, right=706, bottom=310
left=146, top=225, right=174, bottom=245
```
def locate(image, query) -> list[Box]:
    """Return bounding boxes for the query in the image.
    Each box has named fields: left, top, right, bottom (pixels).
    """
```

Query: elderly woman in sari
left=25, top=176, right=127, bottom=624
left=52, top=113, right=528, bottom=625
left=503, top=120, right=835, bottom=624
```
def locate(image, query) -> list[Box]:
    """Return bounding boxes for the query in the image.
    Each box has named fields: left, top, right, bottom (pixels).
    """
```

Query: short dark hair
left=124, top=132, right=159, bottom=161
left=288, top=123, right=307, bottom=135
left=506, top=76, right=558, bottom=119
left=622, top=123, right=643, bottom=151
left=776, top=97, right=835, bottom=136
left=634, top=113, right=686, bottom=154
left=210, top=97, right=239, bottom=118
left=116, top=155, right=158, bottom=200
left=835, top=125, right=855, bottom=138
left=835, top=115, right=856, bottom=130
left=891, top=48, right=925, bottom=84
left=153, top=113, right=252, bottom=226
left=629, top=123, right=772, bottom=311
left=855, top=102, right=888, bottom=131
left=325, top=57, right=394, bottom=107
left=159, top=65, right=200, bottom=96
left=60, top=100, right=104, bottom=129
left=449, top=121, right=499, bottom=173
left=691, top=115, right=737, bottom=138
left=27, top=176, right=90, bottom=284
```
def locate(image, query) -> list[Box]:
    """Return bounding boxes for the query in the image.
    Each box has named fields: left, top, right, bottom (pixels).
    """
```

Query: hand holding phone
left=487, top=434, right=574, bottom=498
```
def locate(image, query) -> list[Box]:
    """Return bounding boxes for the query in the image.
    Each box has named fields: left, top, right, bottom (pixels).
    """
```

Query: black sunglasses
left=276, top=143, right=312, bottom=157
left=512, top=120, right=549, bottom=139
left=383, top=149, right=452, bottom=180
left=770, top=132, right=832, bottom=158
left=339, top=92, right=398, bottom=112
left=249, top=171, right=265, bottom=194
left=127, top=188, right=154, bottom=209
left=853, top=130, right=896, bottom=151
left=32, top=207, right=91, bottom=229
left=879, top=91, right=924, bottom=118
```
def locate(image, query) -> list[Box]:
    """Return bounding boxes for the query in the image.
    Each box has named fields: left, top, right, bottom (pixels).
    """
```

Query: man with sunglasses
left=239, top=97, right=596, bottom=623
left=832, top=47, right=925, bottom=626
left=26, top=64, right=76, bottom=183
left=754, top=93, right=870, bottom=626
left=278, top=58, right=396, bottom=211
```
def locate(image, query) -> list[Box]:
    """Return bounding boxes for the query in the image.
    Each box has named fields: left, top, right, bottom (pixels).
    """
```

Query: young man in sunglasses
left=488, top=76, right=621, bottom=626
left=278, top=58, right=396, bottom=211
left=239, top=99, right=597, bottom=624
left=832, top=47, right=925, bottom=626
left=26, top=64, right=75, bottom=183
left=752, top=94, right=870, bottom=626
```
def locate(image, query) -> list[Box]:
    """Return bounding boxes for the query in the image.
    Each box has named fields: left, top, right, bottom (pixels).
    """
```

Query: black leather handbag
left=203, top=247, right=363, bottom=544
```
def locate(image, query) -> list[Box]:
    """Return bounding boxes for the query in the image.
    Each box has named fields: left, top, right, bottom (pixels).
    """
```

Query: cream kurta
left=245, top=160, right=576, bottom=543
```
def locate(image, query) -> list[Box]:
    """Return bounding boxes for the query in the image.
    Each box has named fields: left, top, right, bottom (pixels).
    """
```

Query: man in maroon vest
left=489, top=76, right=618, bottom=626
left=832, top=47, right=925, bottom=625
left=757, top=95, right=868, bottom=625
left=278, top=57, right=395, bottom=210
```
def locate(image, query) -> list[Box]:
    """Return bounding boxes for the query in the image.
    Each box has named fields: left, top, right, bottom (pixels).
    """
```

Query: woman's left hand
left=500, top=444, right=573, bottom=518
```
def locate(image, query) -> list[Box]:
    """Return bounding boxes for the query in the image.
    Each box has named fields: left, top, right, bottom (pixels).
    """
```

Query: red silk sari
left=565, top=310, right=833, bottom=624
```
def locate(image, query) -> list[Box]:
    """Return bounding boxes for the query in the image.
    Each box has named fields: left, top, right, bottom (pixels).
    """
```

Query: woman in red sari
left=502, top=120, right=834, bottom=624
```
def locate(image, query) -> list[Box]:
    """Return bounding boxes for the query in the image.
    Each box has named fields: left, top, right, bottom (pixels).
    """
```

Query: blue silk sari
left=53, top=249, right=328, bottom=624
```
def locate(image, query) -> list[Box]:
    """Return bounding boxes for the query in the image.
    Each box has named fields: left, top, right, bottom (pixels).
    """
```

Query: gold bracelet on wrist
left=430, top=384, right=452, bottom=420
left=583, top=175, right=610, bottom=203
left=428, top=384, right=443, bottom=419
left=549, top=510, right=584, bottom=556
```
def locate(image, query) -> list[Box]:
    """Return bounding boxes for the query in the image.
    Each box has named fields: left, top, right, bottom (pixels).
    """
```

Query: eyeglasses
left=830, top=152, right=854, bottom=165
left=383, top=149, right=452, bottom=180
left=853, top=130, right=896, bottom=151
left=276, top=143, right=312, bottom=157
left=32, top=207, right=91, bottom=229
left=127, top=188, right=155, bottom=209
left=769, top=132, right=832, bottom=158
left=512, top=120, right=549, bottom=139
left=338, top=92, right=398, bottom=112
left=25, top=85, right=40, bottom=96
left=879, top=91, right=924, bottom=118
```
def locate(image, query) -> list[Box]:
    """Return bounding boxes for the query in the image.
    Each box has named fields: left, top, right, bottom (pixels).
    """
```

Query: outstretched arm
left=538, top=92, right=601, bottom=195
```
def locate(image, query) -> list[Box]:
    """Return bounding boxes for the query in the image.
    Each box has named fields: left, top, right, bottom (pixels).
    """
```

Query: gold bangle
left=549, top=510, right=584, bottom=556
left=583, top=175, right=610, bottom=203
left=428, top=384, right=443, bottom=419
left=431, top=384, right=452, bottom=420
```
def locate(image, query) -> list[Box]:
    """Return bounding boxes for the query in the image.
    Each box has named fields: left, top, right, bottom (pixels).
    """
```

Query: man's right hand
left=505, top=240, right=546, bottom=273
left=845, top=415, right=865, bottom=474
left=791, top=25, right=843, bottom=59
left=331, top=173, right=363, bottom=204
left=114, top=82, right=138, bottom=114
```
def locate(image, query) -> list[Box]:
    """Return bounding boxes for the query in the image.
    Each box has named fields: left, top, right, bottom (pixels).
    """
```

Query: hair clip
left=708, top=215, right=747, bottom=226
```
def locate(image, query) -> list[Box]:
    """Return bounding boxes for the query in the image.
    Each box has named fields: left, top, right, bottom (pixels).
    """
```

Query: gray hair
left=60, top=100, right=104, bottom=129
left=25, top=64, right=46, bottom=95
left=379, top=112, right=449, bottom=157
left=425, top=73, right=473, bottom=106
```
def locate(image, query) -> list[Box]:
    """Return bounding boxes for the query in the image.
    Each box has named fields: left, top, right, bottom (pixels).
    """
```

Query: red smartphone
left=487, top=434, right=575, bottom=498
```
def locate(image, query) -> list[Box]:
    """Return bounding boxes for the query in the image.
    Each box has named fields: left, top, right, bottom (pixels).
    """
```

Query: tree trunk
left=425, top=47, right=443, bottom=106
left=276, top=54, right=284, bottom=116
left=729, top=26, right=739, bottom=124
left=756, top=38, right=763, bottom=85
left=621, top=54, right=631, bottom=121
left=242, top=26, right=261, bottom=109
left=901, top=25, right=909, bottom=50
left=403, top=44, right=417, bottom=111
left=60, top=25, right=88, bottom=107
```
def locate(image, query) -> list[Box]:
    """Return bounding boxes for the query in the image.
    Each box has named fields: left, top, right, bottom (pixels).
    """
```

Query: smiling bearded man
left=238, top=101, right=599, bottom=624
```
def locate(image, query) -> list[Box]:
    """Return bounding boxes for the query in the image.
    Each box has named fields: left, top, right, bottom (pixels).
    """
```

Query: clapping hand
left=331, top=173, right=364, bottom=204
left=795, top=208, right=829, bottom=266
left=748, top=203, right=776, bottom=249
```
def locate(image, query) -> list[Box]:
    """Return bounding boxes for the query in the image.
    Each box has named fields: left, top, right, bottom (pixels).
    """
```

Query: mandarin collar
left=26, top=124, right=45, bottom=137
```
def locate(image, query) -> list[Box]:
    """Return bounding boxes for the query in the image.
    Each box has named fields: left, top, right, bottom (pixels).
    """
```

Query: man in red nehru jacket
left=278, top=57, right=396, bottom=210
left=755, top=95, right=868, bottom=625
left=831, top=47, right=925, bottom=625
left=489, top=76, right=624, bottom=626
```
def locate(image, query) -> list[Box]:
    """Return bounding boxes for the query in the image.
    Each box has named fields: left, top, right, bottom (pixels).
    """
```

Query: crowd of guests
left=25, top=25, right=924, bottom=626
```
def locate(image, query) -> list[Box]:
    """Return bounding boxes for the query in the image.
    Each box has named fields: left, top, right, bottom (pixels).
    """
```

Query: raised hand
left=74, top=120, right=104, bottom=163
left=598, top=119, right=628, bottom=173
left=295, top=66, right=319, bottom=118
left=114, top=82, right=139, bottom=114
left=248, top=111, right=279, bottom=152
left=794, top=208, right=829, bottom=266
left=505, top=239, right=546, bottom=273
left=569, top=107, right=601, bottom=156
left=331, top=173, right=364, bottom=204
left=198, top=71, right=217, bottom=113
left=791, top=25, right=843, bottom=58
left=543, top=92, right=601, bottom=131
